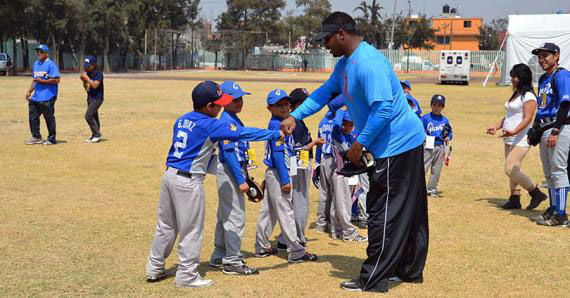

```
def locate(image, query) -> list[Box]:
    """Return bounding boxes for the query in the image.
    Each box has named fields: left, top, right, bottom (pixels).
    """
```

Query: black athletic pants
left=85, top=97, right=103, bottom=138
left=28, top=97, right=57, bottom=143
left=358, top=144, right=429, bottom=292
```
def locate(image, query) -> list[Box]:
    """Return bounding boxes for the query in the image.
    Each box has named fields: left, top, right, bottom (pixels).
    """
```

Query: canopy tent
left=497, top=14, right=570, bottom=85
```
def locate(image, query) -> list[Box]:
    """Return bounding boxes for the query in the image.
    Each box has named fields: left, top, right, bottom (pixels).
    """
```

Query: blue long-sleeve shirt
left=264, top=116, right=294, bottom=185
left=290, top=41, right=425, bottom=159
left=406, top=94, right=422, bottom=117
left=218, top=111, right=249, bottom=185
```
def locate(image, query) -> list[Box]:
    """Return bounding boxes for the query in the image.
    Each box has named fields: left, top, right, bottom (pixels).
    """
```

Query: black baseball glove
left=245, top=177, right=263, bottom=203
left=336, top=151, right=375, bottom=177
left=312, top=163, right=321, bottom=189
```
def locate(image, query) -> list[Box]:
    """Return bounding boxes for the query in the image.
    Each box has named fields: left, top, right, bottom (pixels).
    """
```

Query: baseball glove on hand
left=245, top=177, right=263, bottom=203
left=312, top=163, right=321, bottom=189
left=336, top=151, right=375, bottom=177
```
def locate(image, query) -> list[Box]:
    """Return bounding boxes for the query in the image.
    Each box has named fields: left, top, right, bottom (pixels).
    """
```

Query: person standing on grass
left=486, top=64, right=548, bottom=210
left=25, top=44, right=60, bottom=145
left=80, top=56, right=104, bottom=143
left=281, top=12, right=428, bottom=293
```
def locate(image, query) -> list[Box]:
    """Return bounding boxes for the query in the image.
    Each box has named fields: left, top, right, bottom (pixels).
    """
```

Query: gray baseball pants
left=356, top=173, right=369, bottom=221
left=210, top=162, right=246, bottom=266
left=255, top=168, right=305, bottom=260
left=317, top=155, right=357, bottom=240
left=424, top=145, right=445, bottom=190
left=278, top=165, right=311, bottom=245
left=540, top=127, right=570, bottom=189
left=146, top=167, right=206, bottom=285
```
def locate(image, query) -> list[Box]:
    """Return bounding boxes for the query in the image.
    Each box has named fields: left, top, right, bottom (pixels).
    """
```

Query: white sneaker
left=91, top=137, right=100, bottom=143
left=175, top=278, right=214, bottom=288
left=25, top=137, right=43, bottom=145
left=42, top=140, right=56, bottom=145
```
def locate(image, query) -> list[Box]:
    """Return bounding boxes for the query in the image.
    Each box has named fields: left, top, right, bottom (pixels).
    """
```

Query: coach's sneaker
left=530, top=207, right=555, bottom=222
left=536, top=213, right=568, bottom=226
left=223, top=264, right=259, bottom=276
left=340, top=279, right=363, bottom=292
left=289, top=252, right=318, bottom=263
left=501, top=195, right=521, bottom=209
left=174, top=278, right=214, bottom=288
left=146, top=269, right=167, bottom=282
left=344, top=234, right=368, bottom=243
left=25, top=137, right=44, bottom=145
left=254, top=248, right=278, bottom=258
left=527, top=187, right=547, bottom=210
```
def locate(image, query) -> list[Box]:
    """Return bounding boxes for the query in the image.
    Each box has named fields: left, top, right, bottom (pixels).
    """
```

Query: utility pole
left=389, top=0, right=397, bottom=49
left=406, top=0, right=411, bottom=73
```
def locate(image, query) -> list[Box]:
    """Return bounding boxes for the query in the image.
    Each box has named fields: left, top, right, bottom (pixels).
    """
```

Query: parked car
left=0, top=53, right=11, bottom=76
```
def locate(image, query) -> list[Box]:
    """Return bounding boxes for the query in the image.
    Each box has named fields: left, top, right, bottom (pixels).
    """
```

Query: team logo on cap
left=85, top=59, right=89, bottom=63
left=230, top=124, right=237, bottom=131
left=302, top=88, right=309, bottom=95
left=233, top=82, right=239, bottom=90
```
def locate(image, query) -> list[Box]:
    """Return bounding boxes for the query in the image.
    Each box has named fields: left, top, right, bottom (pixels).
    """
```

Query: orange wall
left=432, top=17, right=482, bottom=50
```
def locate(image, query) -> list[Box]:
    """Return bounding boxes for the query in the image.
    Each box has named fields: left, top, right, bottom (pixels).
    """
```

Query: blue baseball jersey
left=264, top=116, right=294, bottom=184
left=218, top=111, right=249, bottom=163
left=317, top=111, right=344, bottom=155
left=291, top=41, right=425, bottom=158
left=421, top=112, right=453, bottom=145
left=342, top=131, right=357, bottom=149
left=166, top=111, right=279, bottom=174
left=32, top=58, right=60, bottom=102
left=536, top=68, right=570, bottom=119
left=406, top=94, right=422, bottom=116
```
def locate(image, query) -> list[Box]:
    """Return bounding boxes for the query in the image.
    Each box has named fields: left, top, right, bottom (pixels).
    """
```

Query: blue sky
left=199, top=0, right=568, bottom=23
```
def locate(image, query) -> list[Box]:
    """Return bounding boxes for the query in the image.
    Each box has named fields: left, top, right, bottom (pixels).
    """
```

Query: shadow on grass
left=477, top=197, right=542, bottom=220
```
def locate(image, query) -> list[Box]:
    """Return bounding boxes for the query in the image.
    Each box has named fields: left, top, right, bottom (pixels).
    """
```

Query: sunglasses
left=36, top=50, right=47, bottom=54
left=324, top=30, right=339, bottom=43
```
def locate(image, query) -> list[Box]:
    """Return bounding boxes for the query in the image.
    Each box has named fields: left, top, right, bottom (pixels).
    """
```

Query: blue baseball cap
left=431, top=94, right=446, bottom=106
left=83, top=55, right=96, bottom=68
left=400, top=80, right=412, bottom=90
left=342, top=110, right=353, bottom=123
left=221, top=81, right=251, bottom=99
left=35, top=44, right=49, bottom=52
left=267, top=89, right=291, bottom=105
left=532, top=42, right=561, bottom=55
left=192, top=80, right=234, bottom=106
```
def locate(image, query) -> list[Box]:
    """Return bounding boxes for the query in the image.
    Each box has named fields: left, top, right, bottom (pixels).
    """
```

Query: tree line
left=0, top=0, right=509, bottom=73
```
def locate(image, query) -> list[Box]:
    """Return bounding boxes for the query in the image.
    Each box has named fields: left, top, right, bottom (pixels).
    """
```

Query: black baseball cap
left=289, top=88, right=310, bottom=105
left=532, top=42, right=560, bottom=55
left=431, top=94, right=446, bottom=106
left=312, top=12, right=356, bottom=42
left=192, top=80, right=233, bottom=106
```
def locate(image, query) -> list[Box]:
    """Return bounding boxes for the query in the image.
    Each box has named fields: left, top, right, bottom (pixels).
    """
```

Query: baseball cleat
left=343, top=234, right=368, bottom=243
left=146, top=269, right=167, bottom=283
left=277, top=242, right=287, bottom=251
left=530, top=207, right=555, bottom=222
left=174, top=278, right=214, bottom=288
left=25, top=137, right=44, bottom=145
left=536, top=213, right=568, bottom=226
left=254, top=248, right=278, bottom=258
left=223, top=264, right=259, bottom=276
left=208, top=258, right=223, bottom=268
left=289, top=252, right=318, bottom=263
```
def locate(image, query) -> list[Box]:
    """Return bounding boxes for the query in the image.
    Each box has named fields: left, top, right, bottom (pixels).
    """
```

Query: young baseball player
left=401, top=80, right=422, bottom=117
left=254, top=89, right=318, bottom=263
left=341, top=111, right=369, bottom=229
left=208, top=81, right=260, bottom=275
left=315, top=105, right=367, bottom=242
left=145, top=80, right=283, bottom=288
left=422, top=95, right=453, bottom=197
left=275, top=88, right=324, bottom=250
left=530, top=43, right=570, bottom=226
left=80, top=55, right=104, bottom=143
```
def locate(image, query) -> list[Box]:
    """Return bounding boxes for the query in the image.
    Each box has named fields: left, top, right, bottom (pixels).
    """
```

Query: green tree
left=479, top=18, right=508, bottom=50
left=354, top=0, right=384, bottom=48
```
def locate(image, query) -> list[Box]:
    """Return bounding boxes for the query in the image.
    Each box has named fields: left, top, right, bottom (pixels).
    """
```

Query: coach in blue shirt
left=281, top=12, right=428, bottom=293
left=25, top=44, right=61, bottom=145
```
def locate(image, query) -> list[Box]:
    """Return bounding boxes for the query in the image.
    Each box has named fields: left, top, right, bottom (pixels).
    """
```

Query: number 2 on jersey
left=173, top=130, right=188, bottom=158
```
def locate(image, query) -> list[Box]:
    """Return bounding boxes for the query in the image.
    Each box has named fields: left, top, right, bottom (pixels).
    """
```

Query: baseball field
left=0, top=70, right=569, bottom=297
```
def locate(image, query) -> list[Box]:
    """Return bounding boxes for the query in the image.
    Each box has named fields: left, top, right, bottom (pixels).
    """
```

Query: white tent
left=497, top=14, right=570, bottom=85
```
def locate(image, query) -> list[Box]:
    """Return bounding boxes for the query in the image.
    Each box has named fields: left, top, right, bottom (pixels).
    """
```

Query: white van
left=439, top=50, right=470, bottom=85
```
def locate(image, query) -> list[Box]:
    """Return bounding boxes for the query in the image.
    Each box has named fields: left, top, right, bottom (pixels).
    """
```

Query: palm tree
left=354, top=0, right=384, bottom=47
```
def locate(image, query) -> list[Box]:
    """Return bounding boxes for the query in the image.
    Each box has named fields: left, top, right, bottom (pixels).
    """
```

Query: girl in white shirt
left=486, top=64, right=548, bottom=209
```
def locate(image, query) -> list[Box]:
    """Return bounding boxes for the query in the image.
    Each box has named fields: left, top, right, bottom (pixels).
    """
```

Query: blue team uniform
left=217, top=111, right=250, bottom=185
left=536, top=68, right=570, bottom=119
left=264, top=116, right=295, bottom=185
left=166, top=111, right=280, bottom=174
left=421, top=113, right=453, bottom=145
left=406, top=94, right=422, bottom=117
left=315, top=111, right=344, bottom=164
left=291, top=41, right=425, bottom=158
left=32, top=58, right=60, bottom=102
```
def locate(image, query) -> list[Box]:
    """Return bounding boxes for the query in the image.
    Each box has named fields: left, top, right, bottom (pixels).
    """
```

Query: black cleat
left=537, top=213, right=568, bottom=226
left=277, top=242, right=287, bottom=251
left=340, top=279, right=363, bottom=292
left=146, top=269, right=167, bottom=283
left=223, top=264, right=259, bottom=276
left=254, top=248, right=278, bottom=258
left=289, top=252, right=318, bottom=263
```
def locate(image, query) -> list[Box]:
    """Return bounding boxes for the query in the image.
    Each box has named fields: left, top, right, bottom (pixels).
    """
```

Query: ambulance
left=439, top=50, right=470, bottom=85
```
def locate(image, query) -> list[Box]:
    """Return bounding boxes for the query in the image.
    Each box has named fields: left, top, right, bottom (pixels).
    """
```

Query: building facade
left=432, top=17, right=482, bottom=51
